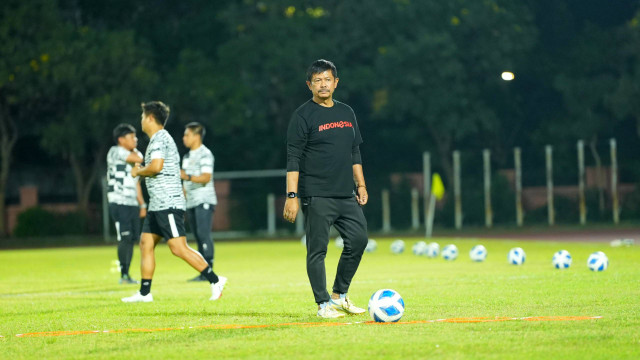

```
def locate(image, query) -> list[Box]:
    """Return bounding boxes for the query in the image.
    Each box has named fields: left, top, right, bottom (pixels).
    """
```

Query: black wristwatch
left=287, top=192, right=297, bottom=198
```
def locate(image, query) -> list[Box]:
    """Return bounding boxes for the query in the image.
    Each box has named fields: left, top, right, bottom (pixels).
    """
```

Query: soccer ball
left=469, top=245, right=487, bottom=262
left=587, top=251, right=609, bottom=272
left=412, top=241, right=428, bottom=256
left=301, top=234, right=306, bottom=246
left=366, top=239, right=377, bottom=253
left=425, top=242, right=440, bottom=258
left=508, top=247, right=526, bottom=265
left=552, top=250, right=572, bottom=269
left=335, top=236, right=344, bottom=249
left=390, top=239, right=405, bottom=254
left=368, top=289, right=405, bottom=323
left=441, top=244, right=458, bottom=261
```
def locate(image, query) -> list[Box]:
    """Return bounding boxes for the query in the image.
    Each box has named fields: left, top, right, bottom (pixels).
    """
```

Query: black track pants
left=109, top=204, right=140, bottom=276
left=186, top=204, right=215, bottom=267
left=301, top=196, right=368, bottom=304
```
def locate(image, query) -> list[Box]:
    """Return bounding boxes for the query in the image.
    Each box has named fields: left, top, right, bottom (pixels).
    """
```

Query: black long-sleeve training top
left=286, top=99, right=363, bottom=198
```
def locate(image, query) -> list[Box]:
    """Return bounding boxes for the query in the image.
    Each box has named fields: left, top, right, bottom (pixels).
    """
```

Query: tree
left=369, top=0, right=536, bottom=186
left=542, top=23, right=624, bottom=215
left=41, top=26, right=157, bottom=214
left=608, top=11, right=640, bottom=139
left=0, top=0, right=63, bottom=235
left=200, top=0, right=338, bottom=170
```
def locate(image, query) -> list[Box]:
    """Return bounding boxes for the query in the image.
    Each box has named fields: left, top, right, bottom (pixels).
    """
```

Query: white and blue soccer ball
left=335, top=236, right=344, bottom=249
left=552, top=250, right=572, bottom=269
left=366, top=239, right=377, bottom=253
left=508, top=247, right=526, bottom=265
left=412, top=241, right=428, bottom=256
left=469, top=245, right=487, bottom=262
left=587, top=251, right=609, bottom=272
left=442, top=244, right=458, bottom=261
left=425, top=242, right=440, bottom=258
left=368, top=289, right=405, bottom=323
left=390, top=239, right=405, bottom=254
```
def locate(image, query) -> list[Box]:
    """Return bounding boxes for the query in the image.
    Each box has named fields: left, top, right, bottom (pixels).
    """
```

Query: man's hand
left=283, top=198, right=299, bottom=223
left=131, top=164, right=141, bottom=178
left=139, top=207, right=147, bottom=218
left=180, top=169, right=188, bottom=180
left=356, top=186, right=368, bottom=206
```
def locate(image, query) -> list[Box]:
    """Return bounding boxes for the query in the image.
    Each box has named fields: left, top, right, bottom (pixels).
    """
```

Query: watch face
left=288, top=192, right=296, bottom=198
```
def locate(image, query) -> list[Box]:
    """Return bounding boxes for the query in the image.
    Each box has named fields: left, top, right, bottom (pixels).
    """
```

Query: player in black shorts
left=106, top=124, right=146, bottom=284
left=121, top=101, right=226, bottom=303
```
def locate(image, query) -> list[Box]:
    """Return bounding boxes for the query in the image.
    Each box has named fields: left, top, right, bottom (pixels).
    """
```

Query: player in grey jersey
left=180, top=122, right=217, bottom=281
left=122, top=101, right=226, bottom=303
left=107, top=124, right=146, bottom=284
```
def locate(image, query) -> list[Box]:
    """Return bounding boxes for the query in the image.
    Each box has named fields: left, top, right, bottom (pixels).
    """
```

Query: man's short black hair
left=141, top=101, right=170, bottom=126
left=306, top=59, right=337, bottom=82
left=185, top=122, right=206, bottom=138
left=113, top=123, right=136, bottom=144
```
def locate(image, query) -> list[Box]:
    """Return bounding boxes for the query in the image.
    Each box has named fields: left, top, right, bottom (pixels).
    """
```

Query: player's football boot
left=210, top=276, right=227, bottom=300
left=121, top=292, right=153, bottom=303
left=317, top=303, right=345, bottom=318
left=119, top=274, right=140, bottom=285
left=330, top=295, right=366, bottom=315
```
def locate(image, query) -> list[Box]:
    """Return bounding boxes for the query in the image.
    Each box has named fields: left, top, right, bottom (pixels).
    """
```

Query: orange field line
left=14, top=316, right=602, bottom=338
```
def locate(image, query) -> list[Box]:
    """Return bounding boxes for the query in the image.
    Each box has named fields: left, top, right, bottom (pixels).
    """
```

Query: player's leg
left=194, top=204, right=215, bottom=268
left=164, top=210, right=226, bottom=300
left=129, top=205, right=142, bottom=276
left=118, top=205, right=139, bottom=284
left=329, top=197, right=368, bottom=314
left=122, top=214, right=161, bottom=303
left=302, top=196, right=344, bottom=318
left=185, top=208, right=202, bottom=281
left=109, top=204, right=127, bottom=281
left=167, top=236, right=208, bottom=271
left=140, top=232, right=161, bottom=279
left=186, top=206, right=209, bottom=281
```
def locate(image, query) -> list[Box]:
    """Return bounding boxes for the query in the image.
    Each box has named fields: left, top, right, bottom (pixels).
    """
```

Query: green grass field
left=1, top=237, right=639, bottom=359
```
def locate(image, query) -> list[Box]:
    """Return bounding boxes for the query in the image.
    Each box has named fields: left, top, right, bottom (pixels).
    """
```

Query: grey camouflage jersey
left=144, top=129, right=186, bottom=211
left=107, top=146, right=142, bottom=206
left=182, top=145, right=217, bottom=209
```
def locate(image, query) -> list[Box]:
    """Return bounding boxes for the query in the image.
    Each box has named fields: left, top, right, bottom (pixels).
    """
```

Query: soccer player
left=180, top=122, right=217, bottom=282
left=107, top=124, right=146, bottom=284
left=122, top=101, right=226, bottom=303
left=284, top=59, right=369, bottom=318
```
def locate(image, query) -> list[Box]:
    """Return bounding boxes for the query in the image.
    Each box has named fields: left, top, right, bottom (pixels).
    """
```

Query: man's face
left=307, top=70, right=338, bottom=100
left=119, top=133, right=138, bottom=151
left=183, top=128, right=198, bottom=148
left=140, top=112, right=149, bottom=133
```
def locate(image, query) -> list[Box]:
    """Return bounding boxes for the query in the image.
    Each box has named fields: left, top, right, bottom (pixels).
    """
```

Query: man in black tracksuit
left=284, top=59, right=369, bottom=319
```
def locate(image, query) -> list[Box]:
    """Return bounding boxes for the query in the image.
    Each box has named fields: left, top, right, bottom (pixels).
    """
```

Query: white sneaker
left=330, top=296, right=366, bottom=315
left=121, top=292, right=153, bottom=303
left=317, top=304, right=346, bottom=318
left=210, top=276, right=227, bottom=301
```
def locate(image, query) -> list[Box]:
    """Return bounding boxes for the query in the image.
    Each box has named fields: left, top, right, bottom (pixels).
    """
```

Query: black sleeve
left=352, top=145, right=362, bottom=165
left=351, top=109, right=363, bottom=147
left=286, top=112, right=308, bottom=172
left=351, top=108, right=363, bottom=165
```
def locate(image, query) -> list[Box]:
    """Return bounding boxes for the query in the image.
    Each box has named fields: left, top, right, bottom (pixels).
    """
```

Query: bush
left=13, top=207, right=88, bottom=237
